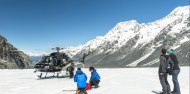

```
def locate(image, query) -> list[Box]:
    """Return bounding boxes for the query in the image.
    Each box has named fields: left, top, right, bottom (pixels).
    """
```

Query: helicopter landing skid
left=37, top=73, right=43, bottom=78
left=37, top=71, right=63, bottom=78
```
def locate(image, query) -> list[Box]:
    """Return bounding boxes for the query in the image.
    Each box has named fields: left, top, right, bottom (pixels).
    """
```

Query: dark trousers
left=77, top=88, right=87, bottom=94
left=90, top=79, right=100, bottom=87
left=69, top=71, right=74, bottom=78
left=159, top=73, right=171, bottom=94
left=172, top=69, right=180, bottom=94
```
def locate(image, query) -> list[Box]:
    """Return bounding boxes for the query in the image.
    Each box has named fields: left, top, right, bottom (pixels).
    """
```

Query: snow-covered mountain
left=62, top=5, right=190, bottom=68
left=27, top=51, right=49, bottom=64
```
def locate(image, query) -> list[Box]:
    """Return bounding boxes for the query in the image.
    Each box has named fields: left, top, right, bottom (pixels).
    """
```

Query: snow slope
left=0, top=67, right=189, bottom=94
left=26, top=6, right=190, bottom=67
left=60, top=5, right=190, bottom=67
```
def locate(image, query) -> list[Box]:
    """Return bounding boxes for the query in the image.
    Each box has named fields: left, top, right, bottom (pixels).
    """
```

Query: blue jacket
left=89, top=69, right=101, bottom=82
left=74, top=70, right=87, bottom=88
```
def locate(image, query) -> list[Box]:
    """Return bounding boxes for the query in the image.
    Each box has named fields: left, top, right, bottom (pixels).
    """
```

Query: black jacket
left=168, top=53, right=180, bottom=70
left=159, top=54, right=169, bottom=73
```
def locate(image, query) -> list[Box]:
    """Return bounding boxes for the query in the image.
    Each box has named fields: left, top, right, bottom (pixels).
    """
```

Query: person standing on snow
left=89, top=66, right=101, bottom=88
left=67, top=63, right=74, bottom=79
left=74, top=68, right=87, bottom=94
left=167, top=49, right=181, bottom=94
left=159, top=49, right=172, bottom=94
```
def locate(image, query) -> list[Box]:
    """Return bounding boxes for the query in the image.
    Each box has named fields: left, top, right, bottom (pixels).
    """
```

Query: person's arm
left=160, top=56, right=166, bottom=73
left=168, top=57, right=174, bottom=70
left=97, top=72, right=101, bottom=80
left=74, top=75, right=77, bottom=82
left=89, top=73, right=93, bottom=83
left=85, top=74, right=87, bottom=82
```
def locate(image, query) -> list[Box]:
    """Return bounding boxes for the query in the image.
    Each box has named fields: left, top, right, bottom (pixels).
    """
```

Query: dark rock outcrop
left=0, top=35, right=33, bottom=69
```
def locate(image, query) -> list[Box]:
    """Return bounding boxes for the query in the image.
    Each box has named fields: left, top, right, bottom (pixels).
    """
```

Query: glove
left=160, top=73, right=166, bottom=75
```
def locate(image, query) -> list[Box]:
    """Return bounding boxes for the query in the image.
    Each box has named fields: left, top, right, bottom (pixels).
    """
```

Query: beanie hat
left=77, top=68, right=81, bottom=70
left=167, top=49, right=174, bottom=54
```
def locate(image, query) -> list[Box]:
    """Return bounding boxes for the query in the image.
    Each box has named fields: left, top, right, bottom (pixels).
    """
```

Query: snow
left=170, top=36, right=190, bottom=50
left=186, top=52, right=190, bottom=57
left=62, top=5, right=190, bottom=59
left=169, top=22, right=186, bottom=34
left=142, top=58, right=159, bottom=66
left=172, top=45, right=181, bottom=50
left=26, top=51, right=50, bottom=57
left=24, top=6, right=189, bottom=62
left=61, top=46, right=83, bottom=58
left=1, top=67, right=189, bottom=94
left=126, top=49, right=155, bottom=67
left=180, top=36, right=190, bottom=44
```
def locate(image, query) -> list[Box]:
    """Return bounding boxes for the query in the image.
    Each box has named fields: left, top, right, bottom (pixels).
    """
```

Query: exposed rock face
left=0, top=35, right=33, bottom=69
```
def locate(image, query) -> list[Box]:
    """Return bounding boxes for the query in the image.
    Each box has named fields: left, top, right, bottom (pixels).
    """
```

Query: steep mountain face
left=0, top=35, right=33, bottom=69
left=65, top=6, right=190, bottom=68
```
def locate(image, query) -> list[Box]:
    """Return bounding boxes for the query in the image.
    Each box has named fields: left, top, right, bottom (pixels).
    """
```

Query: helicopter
left=33, top=47, right=87, bottom=78
left=34, top=47, right=73, bottom=78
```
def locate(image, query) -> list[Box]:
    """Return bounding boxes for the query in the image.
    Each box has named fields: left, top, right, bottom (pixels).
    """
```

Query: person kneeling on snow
left=89, top=66, right=101, bottom=88
left=74, top=68, right=87, bottom=94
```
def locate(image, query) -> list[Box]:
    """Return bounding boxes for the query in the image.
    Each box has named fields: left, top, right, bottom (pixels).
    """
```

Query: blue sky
left=0, top=0, right=189, bottom=53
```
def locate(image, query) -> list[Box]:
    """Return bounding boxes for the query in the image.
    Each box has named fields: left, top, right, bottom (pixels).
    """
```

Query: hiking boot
left=94, top=85, right=99, bottom=88
left=159, top=92, right=167, bottom=94
left=79, top=91, right=87, bottom=94
left=171, top=91, right=180, bottom=94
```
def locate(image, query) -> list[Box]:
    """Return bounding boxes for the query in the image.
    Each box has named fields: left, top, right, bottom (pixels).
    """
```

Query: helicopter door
left=52, top=57, right=57, bottom=66
left=62, top=59, right=66, bottom=64
left=57, top=59, right=62, bottom=66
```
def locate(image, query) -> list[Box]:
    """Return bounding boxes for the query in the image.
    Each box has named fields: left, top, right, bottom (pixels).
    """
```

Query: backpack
left=86, top=83, right=92, bottom=90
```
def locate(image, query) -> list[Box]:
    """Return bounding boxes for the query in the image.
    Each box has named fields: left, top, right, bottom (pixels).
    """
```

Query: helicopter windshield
left=38, top=56, right=49, bottom=64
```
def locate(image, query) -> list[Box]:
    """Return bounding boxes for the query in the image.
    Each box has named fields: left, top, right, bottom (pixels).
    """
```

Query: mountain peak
left=119, top=20, right=138, bottom=24
left=169, top=5, right=189, bottom=17
left=62, top=5, right=189, bottom=68
left=116, top=20, right=138, bottom=28
left=172, top=5, right=189, bottom=12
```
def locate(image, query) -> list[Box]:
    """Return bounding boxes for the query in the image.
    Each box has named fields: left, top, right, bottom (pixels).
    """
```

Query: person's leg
left=71, top=71, right=74, bottom=78
left=90, top=81, right=94, bottom=86
left=164, top=74, right=171, bottom=94
left=90, top=79, right=96, bottom=86
left=172, top=70, right=180, bottom=94
left=159, top=73, right=168, bottom=94
left=92, top=79, right=100, bottom=88
left=69, top=71, right=73, bottom=78
left=78, top=88, right=87, bottom=94
left=69, top=71, right=72, bottom=78
left=94, top=79, right=100, bottom=86
left=76, top=88, right=80, bottom=94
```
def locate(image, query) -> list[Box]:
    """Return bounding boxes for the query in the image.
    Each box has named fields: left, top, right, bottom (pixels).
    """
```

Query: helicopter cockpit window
left=38, top=56, right=50, bottom=64
left=57, top=59, right=62, bottom=66
left=53, top=57, right=57, bottom=66
left=46, top=57, right=51, bottom=63
left=38, top=57, right=45, bottom=64
left=62, top=59, right=66, bottom=64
